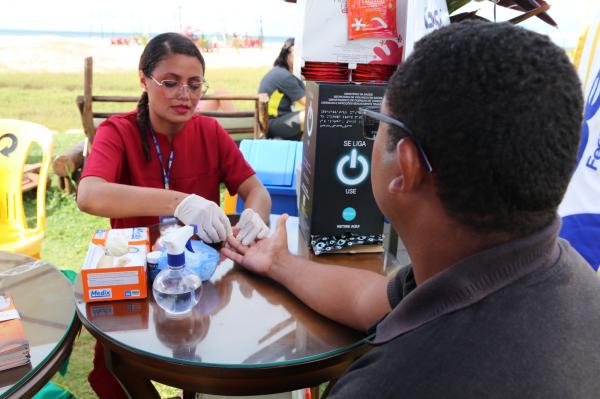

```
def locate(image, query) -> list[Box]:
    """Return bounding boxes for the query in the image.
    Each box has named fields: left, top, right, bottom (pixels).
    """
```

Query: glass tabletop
left=0, top=251, right=78, bottom=397
left=75, top=216, right=401, bottom=369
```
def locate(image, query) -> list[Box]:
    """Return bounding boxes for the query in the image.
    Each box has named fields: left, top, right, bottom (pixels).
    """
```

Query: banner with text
left=559, top=10, right=600, bottom=271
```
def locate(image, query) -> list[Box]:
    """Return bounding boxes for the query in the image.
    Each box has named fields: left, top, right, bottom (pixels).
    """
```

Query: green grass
left=0, top=67, right=268, bottom=133
left=3, top=66, right=268, bottom=398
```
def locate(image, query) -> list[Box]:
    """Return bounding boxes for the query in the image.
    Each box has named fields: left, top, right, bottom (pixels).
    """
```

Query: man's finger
left=276, top=214, right=289, bottom=238
left=226, top=236, right=248, bottom=254
left=220, top=247, right=244, bottom=264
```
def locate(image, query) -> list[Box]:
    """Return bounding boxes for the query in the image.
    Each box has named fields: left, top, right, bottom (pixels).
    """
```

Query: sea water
left=153, top=273, right=202, bottom=316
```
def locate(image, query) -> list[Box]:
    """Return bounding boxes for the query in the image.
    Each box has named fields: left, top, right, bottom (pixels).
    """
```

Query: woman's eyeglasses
left=358, top=107, right=433, bottom=173
left=150, top=76, right=209, bottom=98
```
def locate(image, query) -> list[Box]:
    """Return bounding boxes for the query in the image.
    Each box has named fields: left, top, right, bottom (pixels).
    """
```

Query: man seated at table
left=222, top=20, right=600, bottom=398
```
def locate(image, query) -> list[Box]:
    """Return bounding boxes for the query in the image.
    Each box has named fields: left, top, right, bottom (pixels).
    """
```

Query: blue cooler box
left=236, top=139, right=303, bottom=216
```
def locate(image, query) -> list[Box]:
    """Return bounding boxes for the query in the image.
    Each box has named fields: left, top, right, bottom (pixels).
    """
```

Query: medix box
left=81, top=228, right=150, bottom=303
left=299, top=81, right=384, bottom=243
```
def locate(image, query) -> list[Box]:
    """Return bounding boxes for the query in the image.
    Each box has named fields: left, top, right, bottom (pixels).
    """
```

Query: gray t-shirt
left=329, top=218, right=600, bottom=398
left=258, top=66, right=305, bottom=118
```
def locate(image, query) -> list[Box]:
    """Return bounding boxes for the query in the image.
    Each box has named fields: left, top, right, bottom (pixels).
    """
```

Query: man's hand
left=174, top=194, right=232, bottom=243
left=221, top=214, right=289, bottom=276
left=235, top=208, right=270, bottom=245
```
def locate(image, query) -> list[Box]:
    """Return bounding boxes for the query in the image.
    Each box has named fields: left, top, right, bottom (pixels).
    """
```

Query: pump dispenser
left=152, top=225, right=202, bottom=316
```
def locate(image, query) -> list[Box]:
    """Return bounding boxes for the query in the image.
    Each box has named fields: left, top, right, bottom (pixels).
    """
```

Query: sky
left=0, top=0, right=599, bottom=47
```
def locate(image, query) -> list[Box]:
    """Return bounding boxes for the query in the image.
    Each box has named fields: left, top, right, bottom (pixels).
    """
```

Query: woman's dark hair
left=385, top=21, right=583, bottom=237
left=273, top=37, right=294, bottom=69
left=137, top=32, right=205, bottom=160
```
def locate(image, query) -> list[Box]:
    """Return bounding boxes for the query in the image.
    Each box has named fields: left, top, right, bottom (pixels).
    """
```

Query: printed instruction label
left=87, top=271, right=140, bottom=287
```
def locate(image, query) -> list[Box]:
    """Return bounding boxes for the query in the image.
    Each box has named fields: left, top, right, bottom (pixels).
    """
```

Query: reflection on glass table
left=74, top=216, right=402, bottom=398
left=0, top=251, right=80, bottom=399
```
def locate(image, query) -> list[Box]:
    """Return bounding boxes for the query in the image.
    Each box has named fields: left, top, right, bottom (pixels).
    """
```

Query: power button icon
left=336, top=148, right=369, bottom=186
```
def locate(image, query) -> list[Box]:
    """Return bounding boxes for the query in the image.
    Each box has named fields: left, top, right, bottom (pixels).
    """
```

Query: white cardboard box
left=294, top=0, right=449, bottom=74
left=295, top=0, right=406, bottom=68
left=81, top=228, right=150, bottom=303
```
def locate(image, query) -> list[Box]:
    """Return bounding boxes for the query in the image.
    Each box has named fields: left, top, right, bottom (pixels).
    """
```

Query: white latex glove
left=174, top=194, right=232, bottom=243
left=235, top=208, right=270, bottom=245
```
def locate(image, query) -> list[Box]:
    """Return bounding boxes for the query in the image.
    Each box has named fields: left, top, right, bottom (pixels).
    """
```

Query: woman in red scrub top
left=77, top=32, right=271, bottom=398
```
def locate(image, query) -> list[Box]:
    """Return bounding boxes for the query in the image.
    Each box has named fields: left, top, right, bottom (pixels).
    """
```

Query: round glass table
left=0, top=251, right=80, bottom=399
left=75, top=216, right=401, bottom=398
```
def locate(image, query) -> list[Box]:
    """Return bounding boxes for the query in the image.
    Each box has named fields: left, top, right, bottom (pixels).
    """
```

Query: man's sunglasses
left=358, top=107, right=433, bottom=173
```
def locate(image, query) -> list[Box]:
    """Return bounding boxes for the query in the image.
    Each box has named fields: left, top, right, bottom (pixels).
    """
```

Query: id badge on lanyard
left=150, top=126, right=177, bottom=224
left=150, top=126, right=174, bottom=190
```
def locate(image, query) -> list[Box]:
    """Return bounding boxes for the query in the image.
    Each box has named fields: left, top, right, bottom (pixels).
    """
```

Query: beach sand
left=0, top=35, right=281, bottom=73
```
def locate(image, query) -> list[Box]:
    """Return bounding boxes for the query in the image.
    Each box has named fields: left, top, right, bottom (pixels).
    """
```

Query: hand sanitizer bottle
left=152, top=225, right=202, bottom=316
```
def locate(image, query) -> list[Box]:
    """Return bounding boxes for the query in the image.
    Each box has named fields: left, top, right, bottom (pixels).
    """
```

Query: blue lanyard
left=149, top=126, right=174, bottom=190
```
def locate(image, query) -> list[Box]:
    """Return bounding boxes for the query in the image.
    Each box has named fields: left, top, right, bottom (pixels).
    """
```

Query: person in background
left=195, top=87, right=236, bottom=113
left=223, top=21, right=600, bottom=398
left=77, top=32, right=271, bottom=399
left=258, top=38, right=305, bottom=141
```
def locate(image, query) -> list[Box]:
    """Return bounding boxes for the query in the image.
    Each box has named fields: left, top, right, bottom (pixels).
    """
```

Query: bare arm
left=77, top=176, right=187, bottom=218
left=272, top=252, right=391, bottom=331
left=222, top=215, right=391, bottom=331
left=236, top=175, right=271, bottom=222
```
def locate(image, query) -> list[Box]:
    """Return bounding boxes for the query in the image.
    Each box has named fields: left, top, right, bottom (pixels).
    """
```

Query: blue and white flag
left=559, top=11, right=600, bottom=271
